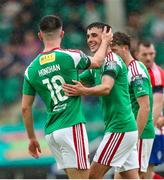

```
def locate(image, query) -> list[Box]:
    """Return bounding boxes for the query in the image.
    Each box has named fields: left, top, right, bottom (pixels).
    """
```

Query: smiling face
left=87, top=27, right=103, bottom=53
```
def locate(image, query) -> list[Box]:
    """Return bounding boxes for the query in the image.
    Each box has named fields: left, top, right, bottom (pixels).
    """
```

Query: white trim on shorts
left=45, top=123, right=90, bottom=170
left=93, top=131, right=138, bottom=171
left=138, top=138, right=154, bottom=172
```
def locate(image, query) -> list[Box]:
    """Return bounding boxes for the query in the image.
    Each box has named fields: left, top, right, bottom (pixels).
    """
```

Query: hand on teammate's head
left=101, top=26, right=113, bottom=45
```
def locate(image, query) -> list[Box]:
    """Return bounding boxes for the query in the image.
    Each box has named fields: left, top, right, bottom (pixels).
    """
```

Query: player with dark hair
left=111, top=32, right=155, bottom=178
left=136, top=40, right=164, bottom=179
left=63, top=22, right=139, bottom=179
left=21, top=15, right=112, bottom=179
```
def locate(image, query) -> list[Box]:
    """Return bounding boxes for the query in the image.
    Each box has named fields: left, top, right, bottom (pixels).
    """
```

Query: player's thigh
left=45, top=132, right=64, bottom=169
left=93, top=131, right=138, bottom=168
left=45, top=123, right=90, bottom=170
left=138, top=138, right=154, bottom=173
left=65, top=168, right=89, bottom=179
left=115, top=143, right=139, bottom=174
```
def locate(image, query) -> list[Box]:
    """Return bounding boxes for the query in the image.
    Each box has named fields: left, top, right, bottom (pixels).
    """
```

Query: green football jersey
left=23, top=48, right=91, bottom=135
left=128, top=60, right=155, bottom=139
left=102, top=53, right=137, bottom=133
left=80, top=53, right=137, bottom=133
left=80, top=68, right=101, bottom=85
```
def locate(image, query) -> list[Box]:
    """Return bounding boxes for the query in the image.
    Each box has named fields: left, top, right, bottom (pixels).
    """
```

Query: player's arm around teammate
left=63, top=23, right=140, bottom=179
left=22, top=16, right=112, bottom=179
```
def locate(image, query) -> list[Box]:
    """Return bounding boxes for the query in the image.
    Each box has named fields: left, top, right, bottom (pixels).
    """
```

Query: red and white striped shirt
left=148, top=63, right=164, bottom=91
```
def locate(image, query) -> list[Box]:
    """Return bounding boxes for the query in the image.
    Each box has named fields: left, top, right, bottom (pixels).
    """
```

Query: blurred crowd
left=0, top=0, right=105, bottom=108
left=0, top=0, right=163, bottom=113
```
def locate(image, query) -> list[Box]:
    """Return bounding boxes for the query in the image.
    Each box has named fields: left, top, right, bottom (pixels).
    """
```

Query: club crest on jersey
left=39, top=53, right=55, bottom=65
left=131, top=75, right=143, bottom=86
left=105, top=61, right=117, bottom=70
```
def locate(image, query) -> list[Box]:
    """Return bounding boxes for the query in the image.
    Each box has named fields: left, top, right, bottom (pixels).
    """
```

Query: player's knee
left=89, top=170, right=102, bottom=179
left=89, top=171, right=97, bottom=179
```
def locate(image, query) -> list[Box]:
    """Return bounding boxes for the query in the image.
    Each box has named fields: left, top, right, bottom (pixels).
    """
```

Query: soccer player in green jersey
left=136, top=41, right=164, bottom=179
left=63, top=22, right=139, bottom=179
left=111, top=32, right=155, bottom=178
left=21, top=15, right=112, bottom=179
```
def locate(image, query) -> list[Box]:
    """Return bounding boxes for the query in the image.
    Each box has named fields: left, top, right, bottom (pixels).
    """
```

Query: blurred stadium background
left=0, top=0, right=163, bottom=178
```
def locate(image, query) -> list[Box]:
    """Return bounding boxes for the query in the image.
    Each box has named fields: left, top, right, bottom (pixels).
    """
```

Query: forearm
left=153, top=93, right=163, bottom=125
left=22, top=107, right=36, bottom=139
left=136, top=107, right=149, bottom=137
left=153, top=104, right=163, bottom=125
left=83, top=84, right=110, bottom=96
left=92, top=41, right=108, bottom=67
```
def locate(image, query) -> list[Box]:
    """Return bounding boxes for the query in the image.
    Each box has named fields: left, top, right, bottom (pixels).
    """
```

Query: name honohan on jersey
left=38, top=64, right=61, bottom=77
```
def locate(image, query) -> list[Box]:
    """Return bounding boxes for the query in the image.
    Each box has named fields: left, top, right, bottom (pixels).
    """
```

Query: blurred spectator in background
left=125, top=11, right=142, bottom=39
left=81, top=1, right=103, bottom=28
left=141, top=2, right=164, bottom=43
left=125, top=11, right=143, bottom=60
left=0, top=0, right=21, bottom=44
left=140, top=2, right=164, bottom=66
left=0, top=42, right=24, bottom=107
left=18, top=30, right=41, bottom=67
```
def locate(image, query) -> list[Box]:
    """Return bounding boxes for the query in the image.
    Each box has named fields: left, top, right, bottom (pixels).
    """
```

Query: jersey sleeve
left=131, top=75, right=149, bottom=98
left=153, top=86, right=163, bottom=93
left=102, top=60, right=120, bottom=79
left=80, top=69, right=94, bottom=85
left=75, top=51, right=91, bottom=70
left=22, top=77, right=36, bottom=96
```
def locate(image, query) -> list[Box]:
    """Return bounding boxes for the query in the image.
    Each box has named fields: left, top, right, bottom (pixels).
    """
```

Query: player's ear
left=60, top=30, right=64, bottom=38
left=124, top=45, right=129, bottom=51
left=38, top=31, right=43, bottom=41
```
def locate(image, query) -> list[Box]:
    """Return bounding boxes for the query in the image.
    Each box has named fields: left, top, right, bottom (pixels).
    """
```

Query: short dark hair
left=137, top=40, right=153, bottom=48
left=39, top=15, right=62, bottom=33
left=86, top=22, right=111, bottom=32
left=112, top=32, right=131, bottom=48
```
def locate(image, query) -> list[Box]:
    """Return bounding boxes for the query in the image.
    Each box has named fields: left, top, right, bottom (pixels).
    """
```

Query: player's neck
left=106, top=46, right=112, bottom=55
left=43, top=39, right=61, bottom=52
left=124, top=52, right=135, bottom=67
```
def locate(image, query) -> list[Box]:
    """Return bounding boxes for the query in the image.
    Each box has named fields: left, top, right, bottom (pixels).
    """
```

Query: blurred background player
left=21, top=15, right=112, bottom=179
left=111, top=32, right=155, bottom=178
left=63, top=22, right=139, bottom=179
left=136, top=40, right=164, bottom=179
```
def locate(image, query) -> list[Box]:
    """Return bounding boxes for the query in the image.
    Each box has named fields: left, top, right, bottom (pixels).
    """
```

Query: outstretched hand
left=29, top=138, right=41, bottom=159
left=62, top=80, right=86, bottom=96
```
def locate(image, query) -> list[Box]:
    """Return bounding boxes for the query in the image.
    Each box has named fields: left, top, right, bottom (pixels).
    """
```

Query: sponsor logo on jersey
left=131, top=75, right=143, bottom=86
left=39, top=53, right=55, bottom=65
left=105, top=61, right=117, bottom=70
left=53, top=103, right=67, bottom=112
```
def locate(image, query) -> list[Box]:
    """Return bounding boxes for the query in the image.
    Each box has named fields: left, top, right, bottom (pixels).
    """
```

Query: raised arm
left=89, top=27, right=113, bottom=68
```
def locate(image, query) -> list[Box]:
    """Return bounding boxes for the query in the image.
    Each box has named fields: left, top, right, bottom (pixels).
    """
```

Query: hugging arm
left=63, top=75, right=114, bottom=96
